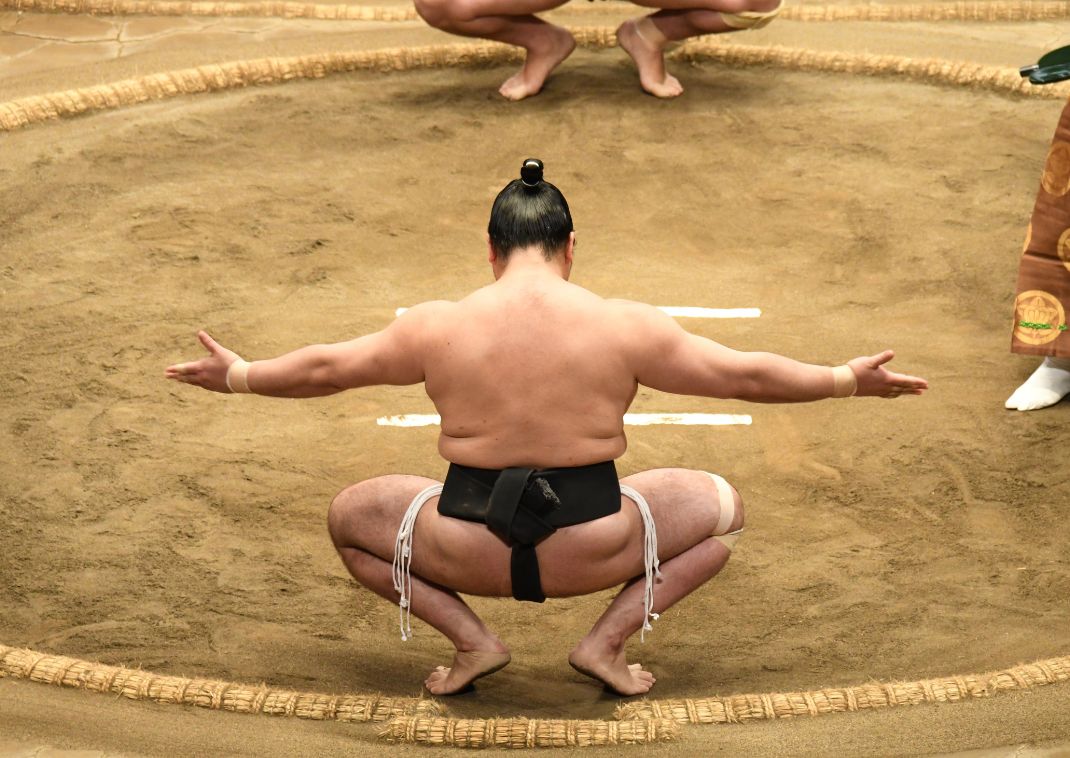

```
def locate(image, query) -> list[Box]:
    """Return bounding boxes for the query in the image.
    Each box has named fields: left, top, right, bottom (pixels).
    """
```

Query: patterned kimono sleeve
left=1012, top=97, right=1070, bottom=357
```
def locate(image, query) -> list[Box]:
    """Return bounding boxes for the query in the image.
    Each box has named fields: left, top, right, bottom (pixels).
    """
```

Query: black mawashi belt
left=438, top=460, right=622, bottom=603
left=486, top=467, right=560, bottom=602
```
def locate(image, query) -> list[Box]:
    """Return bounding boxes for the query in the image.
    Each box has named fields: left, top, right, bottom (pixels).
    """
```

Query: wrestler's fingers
left=885, top=386, right=926, bottom=398
left=198, top=330, right=222, bottom=355
left=866, top=349, right=895, bottom=369
left=890, top=373, right=928, bottom=390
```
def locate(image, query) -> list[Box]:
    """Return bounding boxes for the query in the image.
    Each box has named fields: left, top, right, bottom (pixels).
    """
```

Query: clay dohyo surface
left=1, top=45, right=1069, bottom=757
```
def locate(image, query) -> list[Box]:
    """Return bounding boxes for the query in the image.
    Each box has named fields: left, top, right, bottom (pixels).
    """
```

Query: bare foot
left=424, top=650, right=512, bottom=695
left=616, top=18, right=683, bottom=98
left=568, top=642, right=656, bottom=696
left=499, top=26, right=576, bottom=101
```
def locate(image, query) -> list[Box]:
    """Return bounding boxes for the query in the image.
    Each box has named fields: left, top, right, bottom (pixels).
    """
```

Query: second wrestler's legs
left=618, top=0, right=779, bottom=97
left=413, top=0, right=575, bottom=100
left=539, top=468, right=744, bottom=695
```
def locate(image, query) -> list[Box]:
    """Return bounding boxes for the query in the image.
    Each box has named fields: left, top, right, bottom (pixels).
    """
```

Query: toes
left=643, top=82, right=682, bottom=99
left=498, top=76, right=522, bottom=97
left=499, top=85, right=528, bottom=101
left=425, top=668, right=450, bottom=686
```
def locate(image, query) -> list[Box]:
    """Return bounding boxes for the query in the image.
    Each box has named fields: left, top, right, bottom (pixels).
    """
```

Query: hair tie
left=520, top=158, right=544, bottom=189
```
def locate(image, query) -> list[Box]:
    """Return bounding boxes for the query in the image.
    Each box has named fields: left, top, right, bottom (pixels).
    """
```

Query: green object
left=1019, top=321, right=1069, bottom=331
left=1020, top=44, right=1070, bottom=85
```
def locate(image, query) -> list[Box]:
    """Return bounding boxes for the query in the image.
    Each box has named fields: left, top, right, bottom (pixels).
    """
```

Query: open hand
left=165, top=331, right=241, bottom=393
left=848, top=350, right=928, bottom=399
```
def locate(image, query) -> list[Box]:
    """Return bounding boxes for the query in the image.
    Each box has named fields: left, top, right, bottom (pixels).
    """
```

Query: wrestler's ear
left=486, top=232, right=498, bottom=264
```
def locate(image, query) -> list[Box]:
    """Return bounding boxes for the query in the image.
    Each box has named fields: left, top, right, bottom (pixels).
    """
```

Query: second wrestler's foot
left=425, top=649, right=512, bottom=695
left=568, top=641, right=656, bottom=696
left=617, top=18, right=683, bottom=98
left=499, top=26, right=576, bottom=101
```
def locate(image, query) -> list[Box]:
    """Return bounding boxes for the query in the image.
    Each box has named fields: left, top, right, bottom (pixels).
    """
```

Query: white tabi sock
left=1005, top=357, right=1070, bottom=411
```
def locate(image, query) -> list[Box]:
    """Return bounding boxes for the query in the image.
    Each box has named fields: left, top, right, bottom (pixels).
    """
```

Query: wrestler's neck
left=488, top=236, right=574, bottom=283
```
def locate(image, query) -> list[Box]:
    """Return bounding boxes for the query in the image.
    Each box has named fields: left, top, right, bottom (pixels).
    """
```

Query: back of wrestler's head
left=488, top=159, right=573, bottom=260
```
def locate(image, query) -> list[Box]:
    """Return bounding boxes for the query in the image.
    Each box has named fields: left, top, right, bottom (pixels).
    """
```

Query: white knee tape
left=721, top=0, right=783, bottom=30
left=707, top=472, right=736, bottom=535
left=707, top=472, right=743, bottom=552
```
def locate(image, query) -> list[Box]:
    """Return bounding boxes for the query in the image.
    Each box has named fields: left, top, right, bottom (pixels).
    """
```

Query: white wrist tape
left=832, top=364, right=857, bottom=398
left=226, top=359, right=253, bottom=394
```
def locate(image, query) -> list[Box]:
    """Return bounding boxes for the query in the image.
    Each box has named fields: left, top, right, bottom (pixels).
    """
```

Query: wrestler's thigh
left=626, top=0, right=752, bottom=12
left=461, top=0, right=570, bottom=16
left=536, top=503, right=643, bottom=596
left=410, top=500, right=514, bottom=595
left=328, top=474, right=440, bottom=558
left=537, top=468, right=738, bottom=596
left=621, top=467, right=741, bottom=559
left=327, top=473, right=513, bottom=595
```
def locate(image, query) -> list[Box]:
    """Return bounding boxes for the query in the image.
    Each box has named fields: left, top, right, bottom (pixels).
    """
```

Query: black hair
left=487, top=158, right=573, bottom=260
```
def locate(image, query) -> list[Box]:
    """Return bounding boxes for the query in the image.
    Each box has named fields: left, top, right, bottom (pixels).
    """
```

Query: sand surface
left=1, top=3, right=1069, bottom=756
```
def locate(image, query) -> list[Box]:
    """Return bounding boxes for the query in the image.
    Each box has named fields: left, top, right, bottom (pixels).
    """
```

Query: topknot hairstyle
left=487, top=158, right=573, bottom=260
left=520, top=158, right=543, bottom=188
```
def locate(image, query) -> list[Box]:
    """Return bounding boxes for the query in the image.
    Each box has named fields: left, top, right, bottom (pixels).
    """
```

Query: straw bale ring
left=614, top=655, right=1070, bottom=725
left=0, top=643, right=442, bottom=725
left=3, top=0, right=1070, bottom=21
left=3, top=38, right=1070, bottom=134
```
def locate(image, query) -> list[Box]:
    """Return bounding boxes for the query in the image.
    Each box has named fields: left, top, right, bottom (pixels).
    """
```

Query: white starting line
left=377, top=413, right=752, bottom=428
left=395, top=306, right=761, bottom=319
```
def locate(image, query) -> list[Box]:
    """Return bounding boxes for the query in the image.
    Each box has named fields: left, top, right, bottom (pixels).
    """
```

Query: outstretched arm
left=164, top=304, right=441, bottom=397
left=622, top=303, right=928, bottom=401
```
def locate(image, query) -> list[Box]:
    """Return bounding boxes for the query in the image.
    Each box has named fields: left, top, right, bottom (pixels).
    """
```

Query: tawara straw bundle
left=0, top=643, right=441, bottom=723
left=669, top=40, right=1070, bottom=100
left=2, top=0, right=1068, bottom=21
left=379, top=715, right=679, bottom=748
left=2, top=39, right=1068, bottom=134
left=616, top=654, right=1070, bottom=724
left=5, top=643, right=1070, bottom=747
